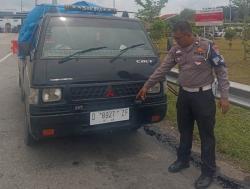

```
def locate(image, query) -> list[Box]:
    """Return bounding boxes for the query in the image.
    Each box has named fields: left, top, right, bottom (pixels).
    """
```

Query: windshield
left=42, top=16, right=155, bottom=58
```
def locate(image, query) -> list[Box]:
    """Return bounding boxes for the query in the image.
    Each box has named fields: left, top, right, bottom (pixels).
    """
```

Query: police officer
left=136, top=21, right=230, bottom=189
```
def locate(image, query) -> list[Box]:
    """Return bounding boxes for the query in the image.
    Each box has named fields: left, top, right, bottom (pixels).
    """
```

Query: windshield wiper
left=58, top=46, right=107, bottom=64
left=110, top=43, right=145, bottom=63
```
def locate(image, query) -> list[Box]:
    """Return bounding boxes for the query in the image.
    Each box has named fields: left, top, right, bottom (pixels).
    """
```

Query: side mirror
left=18, top=42, right=31, bottom=57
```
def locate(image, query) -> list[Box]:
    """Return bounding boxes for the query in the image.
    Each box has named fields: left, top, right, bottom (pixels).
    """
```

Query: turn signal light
left=42, top=129, right=55, bottom=137
left=151, top=115, right=161, bottom=122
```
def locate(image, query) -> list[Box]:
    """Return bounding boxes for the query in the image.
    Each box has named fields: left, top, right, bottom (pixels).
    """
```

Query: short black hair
left=173, top=21, right=192, bottom=33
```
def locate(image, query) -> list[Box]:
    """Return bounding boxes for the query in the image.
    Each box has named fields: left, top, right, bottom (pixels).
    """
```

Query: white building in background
left=0, top=11, right=22, bottom=33
left=0, top=18, right=21, bottom=32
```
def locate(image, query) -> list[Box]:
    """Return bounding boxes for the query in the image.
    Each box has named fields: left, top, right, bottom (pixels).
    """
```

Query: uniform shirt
left=144, top=37, right=230, bottom=99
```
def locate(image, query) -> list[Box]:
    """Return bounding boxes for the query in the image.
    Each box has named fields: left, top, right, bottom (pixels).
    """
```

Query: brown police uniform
left=144, top=37, right=230, bottom=176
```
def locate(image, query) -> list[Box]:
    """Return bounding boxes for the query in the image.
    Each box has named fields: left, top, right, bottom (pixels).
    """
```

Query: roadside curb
left=144, top=125, right=250, bottom=189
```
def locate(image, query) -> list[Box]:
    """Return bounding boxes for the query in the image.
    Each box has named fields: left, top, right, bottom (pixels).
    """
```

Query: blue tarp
left=18, top=1, right=115, bottom=56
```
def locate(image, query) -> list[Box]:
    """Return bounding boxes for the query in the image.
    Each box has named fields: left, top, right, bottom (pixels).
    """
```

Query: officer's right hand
left=136, top=87, right=148, bottom=101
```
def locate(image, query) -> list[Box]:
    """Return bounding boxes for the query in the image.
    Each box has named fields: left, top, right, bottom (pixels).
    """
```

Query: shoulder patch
left=209, top=43, right=225, bottom=67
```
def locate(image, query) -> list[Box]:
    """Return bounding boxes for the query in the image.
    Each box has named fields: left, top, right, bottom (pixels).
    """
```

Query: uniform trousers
left=176, top=88, right=216, bottom=176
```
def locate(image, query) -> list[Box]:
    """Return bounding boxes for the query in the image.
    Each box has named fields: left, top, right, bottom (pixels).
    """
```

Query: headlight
left=147, top=83, right=161, bottom=94
left=29, top=88, right=39, bottom=104
left=42, top=88, right=62, bottom=103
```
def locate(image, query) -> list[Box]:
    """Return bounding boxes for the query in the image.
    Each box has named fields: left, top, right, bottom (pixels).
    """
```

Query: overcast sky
left=1, top=0, right=229, bottom=14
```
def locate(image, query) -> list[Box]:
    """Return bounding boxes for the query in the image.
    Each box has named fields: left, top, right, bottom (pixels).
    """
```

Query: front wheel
left=24, top=113, right=37, bottom=146
left=18, top=74, right=21, bottom=88
left=19, top=76, right=25, bottom=102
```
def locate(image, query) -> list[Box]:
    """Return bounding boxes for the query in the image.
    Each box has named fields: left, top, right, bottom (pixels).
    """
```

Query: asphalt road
left=0, top=34, right=222, bottom=189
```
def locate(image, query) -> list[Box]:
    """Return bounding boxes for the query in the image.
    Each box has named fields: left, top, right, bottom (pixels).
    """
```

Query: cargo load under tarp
left=18, top=1, right=116, bottom=57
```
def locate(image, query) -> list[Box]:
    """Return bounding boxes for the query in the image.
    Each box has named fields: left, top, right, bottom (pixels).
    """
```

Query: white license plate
left=90, top=108, right=129, bottom=126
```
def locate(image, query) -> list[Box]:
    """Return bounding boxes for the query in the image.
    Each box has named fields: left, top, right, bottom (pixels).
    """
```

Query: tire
left=20, top=87, right=25, bottom=102
left=19, top=75, right=25, bottom=102
left=24, top=113, right=37, bottom=146
left=18, top=74, right=21, bottom=88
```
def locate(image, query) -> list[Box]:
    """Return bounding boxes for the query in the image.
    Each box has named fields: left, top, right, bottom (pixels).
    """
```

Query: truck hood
left=33, top=57, right=159, bottom=85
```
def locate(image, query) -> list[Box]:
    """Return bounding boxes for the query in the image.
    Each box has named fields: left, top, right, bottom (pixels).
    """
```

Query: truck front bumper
left=29, top=100, right=167, bottom=139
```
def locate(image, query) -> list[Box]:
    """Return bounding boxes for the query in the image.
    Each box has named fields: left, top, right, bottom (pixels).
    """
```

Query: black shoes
left=168, top=160, right=214, bottom=188
left=168, top=160, right=190, bottom=173
left=194, top=174, right=213, bottom=189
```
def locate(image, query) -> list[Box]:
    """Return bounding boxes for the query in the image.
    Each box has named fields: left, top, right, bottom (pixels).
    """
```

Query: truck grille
left=70, top=83, right=144, bottom=101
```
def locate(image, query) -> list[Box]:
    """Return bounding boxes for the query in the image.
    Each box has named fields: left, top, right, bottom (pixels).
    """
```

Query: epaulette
left=196, top=38, right=225, bottom=67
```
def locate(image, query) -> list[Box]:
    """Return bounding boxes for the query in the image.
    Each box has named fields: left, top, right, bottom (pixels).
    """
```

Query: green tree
left=232, top=0, right=250, bottom=22
left=179, top=9, right=195, bottom=21
left=149, top=18, right=167, bottom=40
left=167, top=9, right=195, bottom=27
left=233, top=0, right=250, bottom=59
left=242, top=26, right=250, bottom=60
left=224, top=28, right=237, bottom=49
left=218, top=5, right=240, bottom=22
left=135, top=0, right=168, bottom=23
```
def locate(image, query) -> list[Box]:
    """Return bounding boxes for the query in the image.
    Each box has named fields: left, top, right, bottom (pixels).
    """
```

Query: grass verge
left=214, top=38, right=250, bottom=85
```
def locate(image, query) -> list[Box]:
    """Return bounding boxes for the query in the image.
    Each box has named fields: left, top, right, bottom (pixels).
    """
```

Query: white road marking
left=0, top=52, right=12, bottom=63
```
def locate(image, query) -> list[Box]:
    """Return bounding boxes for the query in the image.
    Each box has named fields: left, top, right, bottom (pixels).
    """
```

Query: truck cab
left=18, top=5, right=167, bottom=145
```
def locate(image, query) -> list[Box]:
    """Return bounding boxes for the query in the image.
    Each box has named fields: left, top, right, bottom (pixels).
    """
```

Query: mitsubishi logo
left=105, top=86, right=115, bottom=97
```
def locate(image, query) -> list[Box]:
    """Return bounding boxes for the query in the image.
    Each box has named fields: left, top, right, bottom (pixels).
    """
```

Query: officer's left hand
left=218, top=98, right=230, bottom=114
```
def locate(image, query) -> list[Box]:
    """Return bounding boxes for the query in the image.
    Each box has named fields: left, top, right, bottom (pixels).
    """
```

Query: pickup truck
left=18, top=2, right=167, bottom=146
